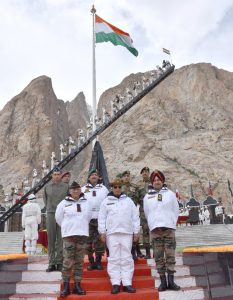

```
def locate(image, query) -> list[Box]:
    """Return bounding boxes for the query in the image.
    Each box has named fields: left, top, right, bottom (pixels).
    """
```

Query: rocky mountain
left=0, top=63, right=233, bottom=212
left=96, top=63, right=233, bottom=211
left=0, top=76, right=90, bottom=194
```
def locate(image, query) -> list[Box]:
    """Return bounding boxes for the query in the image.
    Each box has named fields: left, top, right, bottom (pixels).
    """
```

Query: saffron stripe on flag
left=95, top=14, right=138, bottom=57
left=163, top=48, right=170, bottom=55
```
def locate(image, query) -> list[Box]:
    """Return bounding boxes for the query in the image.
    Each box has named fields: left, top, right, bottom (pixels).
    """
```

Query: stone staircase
left=176, top=224, right=233, bottom=249
left=0, top=232, right=24, bottom=254
left=1, top=251, right=233, bottom=299
left=147, top=251, right=233, bottom=300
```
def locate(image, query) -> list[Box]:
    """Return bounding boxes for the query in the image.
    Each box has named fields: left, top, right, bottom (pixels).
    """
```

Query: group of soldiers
left=21, top=165, right=181, bottom=296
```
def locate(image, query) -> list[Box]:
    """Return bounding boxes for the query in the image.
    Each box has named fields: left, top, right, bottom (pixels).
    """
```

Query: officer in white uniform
left=98, top=178, right=140, bottom=294
left=22, top=194, right=41, bottom=255
left=82, top=168, right=109, bottom=270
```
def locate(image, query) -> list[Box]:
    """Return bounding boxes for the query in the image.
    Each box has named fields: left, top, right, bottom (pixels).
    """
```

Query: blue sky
left=0, top=0, right=232, bottom=110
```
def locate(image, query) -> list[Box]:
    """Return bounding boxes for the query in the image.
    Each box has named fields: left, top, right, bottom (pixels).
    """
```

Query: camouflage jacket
left=137, top=180, right=151, bottom=211
left=121, top=183, right=140, bottom=206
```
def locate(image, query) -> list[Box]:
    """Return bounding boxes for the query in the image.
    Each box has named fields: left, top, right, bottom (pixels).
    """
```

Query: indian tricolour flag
left=95, top=14, right=138, bottom=57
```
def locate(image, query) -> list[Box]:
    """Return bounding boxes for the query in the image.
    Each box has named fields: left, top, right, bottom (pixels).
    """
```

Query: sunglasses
left=113, top=186, right=122, bottom=189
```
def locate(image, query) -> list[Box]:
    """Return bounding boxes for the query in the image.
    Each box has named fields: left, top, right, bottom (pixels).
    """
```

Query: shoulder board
left=65, top=203, right=73, bottom=207
left=107, top=203, right=115, bottom=206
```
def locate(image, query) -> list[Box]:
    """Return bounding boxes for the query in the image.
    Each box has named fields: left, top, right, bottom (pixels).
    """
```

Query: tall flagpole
left=91, top=5, right=97, bottom=144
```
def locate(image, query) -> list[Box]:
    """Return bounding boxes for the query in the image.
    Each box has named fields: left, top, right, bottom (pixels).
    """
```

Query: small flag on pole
left=95, top=15, right=138, bottom=57
left=162, top=48, right=170, bottom=55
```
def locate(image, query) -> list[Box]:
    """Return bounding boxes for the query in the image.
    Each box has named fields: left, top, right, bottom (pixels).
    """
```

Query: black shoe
left=60, top=282, right=70, bottom=297
left=131, top=247, right=138, bottom=261
left=111, top=285, right=120, bottom=294
left=56, top=264, right=62, bottom=272
left=158, top=275, right=167, bottom=292
left=96, top=255, right=104, bottom=270
left=136, top=245, right=145, bottom=258
left=123, top=285, right=136, bottom=293
left=46, top=265, right=56, bottom=272
left=87, top=255, right=96, bottom=271
left=167, top=274, right=180, bottom=291
left=145, top=246, right=151, bottom=259
left=73, top=282, right=86, bottom=295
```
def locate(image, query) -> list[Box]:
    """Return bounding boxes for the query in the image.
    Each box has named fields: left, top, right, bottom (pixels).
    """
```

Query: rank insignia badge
left=85, top=188, right=90, bottom=193
left=158, top=194, right=162, bottom=201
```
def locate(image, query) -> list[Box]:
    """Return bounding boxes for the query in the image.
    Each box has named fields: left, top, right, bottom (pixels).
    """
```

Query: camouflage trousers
left=151, top=227, right=176, bottom=275
left=86, top=219, right=105, bottom=256
left=140, top=214, right=150, bottom=247
left=62, top=235, right=87, bottom=282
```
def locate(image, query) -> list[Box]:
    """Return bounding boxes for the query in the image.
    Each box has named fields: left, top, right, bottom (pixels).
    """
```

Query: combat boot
left=145, top=246, right=151, bottom=259
left=131, top=246, right=138, bottom=261
left=60, top=282, right=70, bottom=297
left=136, top=244, right=145, bottom=258
left=158, top=275, right=167, bottom=291
left=87, top=255, right=96, bottom=271
left=167, top=273, right=180, bottom=291
left=73, top=282, right=86, bottom=295
left=96, top=254, right=104, bottom=270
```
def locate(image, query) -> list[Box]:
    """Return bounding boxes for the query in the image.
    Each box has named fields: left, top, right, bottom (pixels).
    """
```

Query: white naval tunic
left=98, top=193, right=140, bottom=286
left=82, top=183, right=109, bottom=219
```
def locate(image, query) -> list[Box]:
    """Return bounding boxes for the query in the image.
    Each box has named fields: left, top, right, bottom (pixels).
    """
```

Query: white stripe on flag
left=163, top=48, right=170, bottom=55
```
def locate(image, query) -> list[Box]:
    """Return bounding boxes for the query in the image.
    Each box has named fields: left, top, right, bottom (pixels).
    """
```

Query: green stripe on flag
left=96, top=32, right=138, bottom=57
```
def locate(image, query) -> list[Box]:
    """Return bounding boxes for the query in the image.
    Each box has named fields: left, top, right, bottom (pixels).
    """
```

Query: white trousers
left=24, top=217, right=38, bottom=240
left=106, top=233, right=134, bottom=286
left=25, top=239, right=37, bottom=255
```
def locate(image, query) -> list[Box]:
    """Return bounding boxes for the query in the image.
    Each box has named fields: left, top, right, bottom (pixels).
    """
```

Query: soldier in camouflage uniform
left=55, top=181, right=92, bottom=297
left=121, top=170, right=144, bottom=260
left=144, top=170, right=180, bottom=292
left=137, top=167, right=152, bottom=259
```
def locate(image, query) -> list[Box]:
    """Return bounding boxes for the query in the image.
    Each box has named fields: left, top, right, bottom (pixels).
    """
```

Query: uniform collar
left=86, top=183, right=102, bottom=189
left=65, top=193, right=86, bottom=202
left=108, top=192, right=127, bottom=200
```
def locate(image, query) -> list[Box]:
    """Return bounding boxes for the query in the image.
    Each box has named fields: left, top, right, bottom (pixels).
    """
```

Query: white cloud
left=0, top=0, right=232, bottom=110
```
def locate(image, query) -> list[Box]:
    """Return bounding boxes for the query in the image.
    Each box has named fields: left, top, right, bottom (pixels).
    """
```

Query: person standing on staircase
left=121, top=170, right=144, bottom=260
left=56, top=181, right=92, bottom=297
left=43, top=167, right=69, bottom=272
left=144, top=170, right=180, bottom=292
left=22, top=194, right=41, bottom=255
left=82, top=168, right=109, bottom=271
left=137, top=167, right=152, bottom=259
left=98, top=178, right=140, bottom=294
left=61, top=171, right=71, bottom=184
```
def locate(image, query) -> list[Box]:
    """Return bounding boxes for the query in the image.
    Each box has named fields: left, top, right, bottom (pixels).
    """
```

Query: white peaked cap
left=28, top=194, right=36, bottom=201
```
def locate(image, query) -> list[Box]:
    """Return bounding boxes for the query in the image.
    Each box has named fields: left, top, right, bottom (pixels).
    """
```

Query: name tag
left=158, top=194, right=162, bottom=201
left=77, top=204, right=81, bottom=212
